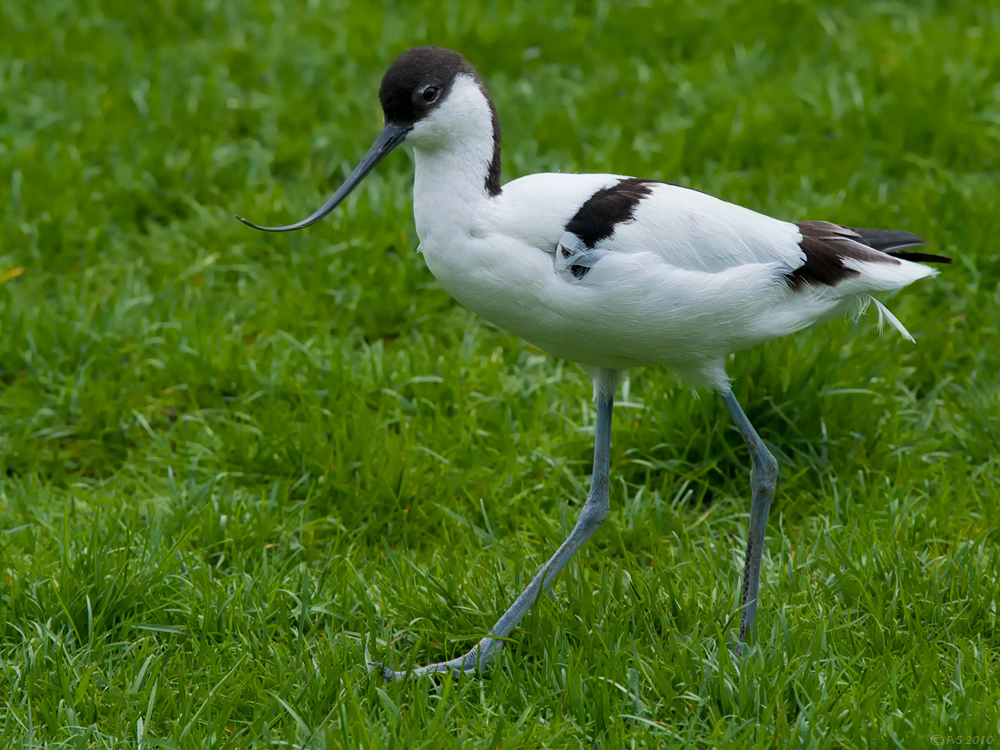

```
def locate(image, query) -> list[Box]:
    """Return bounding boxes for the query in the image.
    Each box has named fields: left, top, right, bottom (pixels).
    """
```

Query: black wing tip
left=887, top=249, right=953, bottom=264
left=845, top=226, right=952, bottom=264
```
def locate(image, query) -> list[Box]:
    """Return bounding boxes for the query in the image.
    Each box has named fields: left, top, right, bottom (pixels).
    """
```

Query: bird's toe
left=367, top=662, right=403, bottom=681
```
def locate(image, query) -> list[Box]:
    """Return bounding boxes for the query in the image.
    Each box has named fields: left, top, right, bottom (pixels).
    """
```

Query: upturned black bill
left=237, top=122, right=411, bottom=232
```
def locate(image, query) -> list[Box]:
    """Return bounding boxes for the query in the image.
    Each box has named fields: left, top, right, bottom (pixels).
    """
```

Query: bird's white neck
left=408, top=75, right=501, bottom=242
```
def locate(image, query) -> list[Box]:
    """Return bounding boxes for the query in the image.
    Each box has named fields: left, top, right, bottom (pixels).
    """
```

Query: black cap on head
left=378, top=46, right=502, bottom=197
left=378, top=46, right=477, bottom=126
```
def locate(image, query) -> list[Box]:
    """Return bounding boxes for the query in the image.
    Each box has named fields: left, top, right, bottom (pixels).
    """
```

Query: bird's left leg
left=719, top=387, right=778, bottom=653
left=378, top=370, right=618, bottom=680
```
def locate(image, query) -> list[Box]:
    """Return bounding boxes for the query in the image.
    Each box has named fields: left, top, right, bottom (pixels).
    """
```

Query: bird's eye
left=422, top=86, right=439, bottom=102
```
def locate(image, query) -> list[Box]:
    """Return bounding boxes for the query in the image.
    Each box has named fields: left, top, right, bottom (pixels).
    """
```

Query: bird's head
left=237, top=46, right=498, bottom=233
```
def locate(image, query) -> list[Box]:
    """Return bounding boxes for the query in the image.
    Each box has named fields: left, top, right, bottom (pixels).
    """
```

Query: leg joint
left=579, top=492, right=609, bottom=530
left=753, top=448, right=778, bottom=487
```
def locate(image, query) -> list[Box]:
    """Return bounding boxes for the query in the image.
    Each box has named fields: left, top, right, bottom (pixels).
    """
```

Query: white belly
left=421, top=232, right=846, bottom=388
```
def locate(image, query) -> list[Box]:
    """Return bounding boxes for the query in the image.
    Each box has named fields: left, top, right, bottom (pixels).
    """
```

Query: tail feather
left=883, top=248, right=953, bottom=264
left=869, top=296, right=915, bottom=343
left=849, top=227, right=952, bottom=264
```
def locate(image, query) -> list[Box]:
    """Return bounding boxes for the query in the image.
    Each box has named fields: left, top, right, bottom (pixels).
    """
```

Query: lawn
left=1, top=0, right=998, bottom=747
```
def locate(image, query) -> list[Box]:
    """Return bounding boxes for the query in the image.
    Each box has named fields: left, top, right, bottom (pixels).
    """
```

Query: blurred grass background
left=1, top=0, right=998, bottom=747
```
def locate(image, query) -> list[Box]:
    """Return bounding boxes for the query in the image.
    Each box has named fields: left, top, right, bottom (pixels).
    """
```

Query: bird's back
left=499, top=175, right=942, bottom=283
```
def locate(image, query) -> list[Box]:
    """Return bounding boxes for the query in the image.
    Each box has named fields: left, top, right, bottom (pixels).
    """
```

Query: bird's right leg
left=719, top=387, right=778, bottom=652
left=378, top=373, right=617, bottom=680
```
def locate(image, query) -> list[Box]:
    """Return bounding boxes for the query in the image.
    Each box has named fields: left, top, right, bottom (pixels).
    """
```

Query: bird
left=238, top=46, right=950, bottom=679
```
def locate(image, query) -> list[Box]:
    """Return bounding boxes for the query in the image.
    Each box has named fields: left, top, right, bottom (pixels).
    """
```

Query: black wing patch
left=785, top=221, right=949, bottom=289
left=564, top=178, right=658, bottom=249
left=555, top=178, right=658, bottom=281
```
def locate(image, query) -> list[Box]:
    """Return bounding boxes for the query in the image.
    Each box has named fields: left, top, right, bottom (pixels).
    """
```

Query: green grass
left=1, top=0, right=998, bottom=746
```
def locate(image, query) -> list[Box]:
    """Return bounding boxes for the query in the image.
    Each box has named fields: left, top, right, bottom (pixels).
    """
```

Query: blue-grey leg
left=379, top=371, right=617, bottom=679
left=720, top=387, right=778, bottom=652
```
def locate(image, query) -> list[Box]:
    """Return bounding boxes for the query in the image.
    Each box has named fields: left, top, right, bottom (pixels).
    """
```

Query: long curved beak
left=237, top=122, right=411, bottom=232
